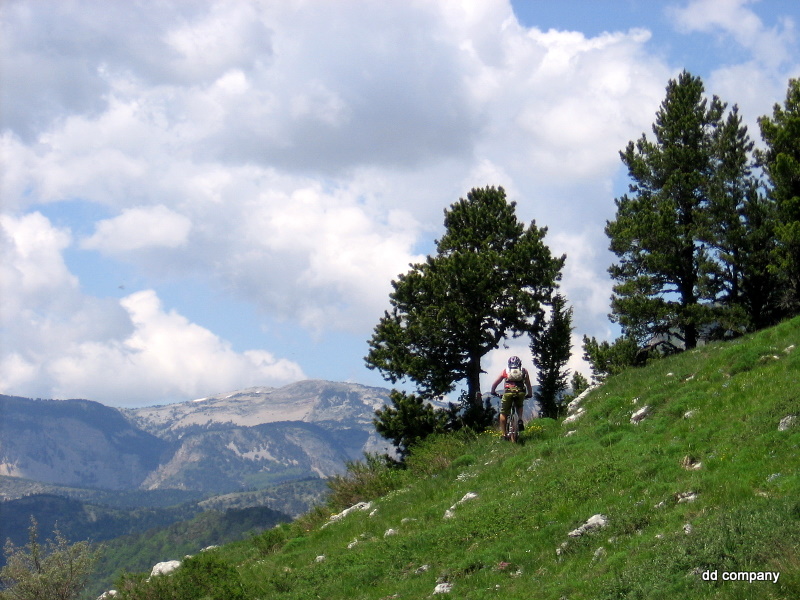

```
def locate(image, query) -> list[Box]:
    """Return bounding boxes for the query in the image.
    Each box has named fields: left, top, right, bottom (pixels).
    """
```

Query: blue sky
left=1, top=0, right=798, bottom=407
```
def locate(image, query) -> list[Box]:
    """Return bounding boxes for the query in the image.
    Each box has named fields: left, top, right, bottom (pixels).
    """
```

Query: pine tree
left=365, top=186, right=564, bottom=401
left=757, top=78, right=800, bottom=314
left=569, top=371, right=590, bottom=397
left=606, top=71, right=755, bottom=349
left=706, top=106, right=784, bottom=331
left=530, top=293, right=573, bottom=418
left=372, top=391, right=448, bottom=459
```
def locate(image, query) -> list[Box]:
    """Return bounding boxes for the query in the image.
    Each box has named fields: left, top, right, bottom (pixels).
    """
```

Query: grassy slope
left=112, top=317, right=800, bottom=600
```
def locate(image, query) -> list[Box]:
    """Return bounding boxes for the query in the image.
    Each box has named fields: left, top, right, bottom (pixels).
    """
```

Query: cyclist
left=490, top=356, right=533, bottom=439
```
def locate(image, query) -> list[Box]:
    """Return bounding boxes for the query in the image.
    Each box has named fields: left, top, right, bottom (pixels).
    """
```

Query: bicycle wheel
left=507, top=406, right=519, bottom=443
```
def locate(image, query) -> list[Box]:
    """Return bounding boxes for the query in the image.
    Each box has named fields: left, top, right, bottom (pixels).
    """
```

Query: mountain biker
left=490, top=356, right=533, bottom=439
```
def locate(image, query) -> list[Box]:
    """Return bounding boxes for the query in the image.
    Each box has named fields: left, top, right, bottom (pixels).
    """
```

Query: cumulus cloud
left=82, top=205, right=192, bottom=252
left=46, top=290, right=305, bottom=405
left=0, top=212, right=305, bottom=405
left=667, top=0, right=799, bottom=134
left=668, top=0, right=795, bottom=68
left=2, top=0, right=796, bottom=404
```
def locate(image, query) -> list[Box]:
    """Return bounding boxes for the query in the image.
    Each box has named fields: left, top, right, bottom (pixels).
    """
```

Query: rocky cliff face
left=1, top=381, right=393, bottom=495
left=123, top=380, right=390, bottom=437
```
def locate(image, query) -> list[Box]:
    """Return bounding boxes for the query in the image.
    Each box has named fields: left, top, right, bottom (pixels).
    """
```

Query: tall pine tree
left=757, top=78, right=800, bottom=315
left=365, top=186, right=564, bottom=402
left=606, top=71, right=763, bottom=349
left=530, top=293, right=572, bottom=418
left=707, top=106, right=783, bottom=331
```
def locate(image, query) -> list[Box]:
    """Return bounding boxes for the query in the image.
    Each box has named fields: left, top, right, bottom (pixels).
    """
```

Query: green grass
left=108, top=317, right=800, bottom=600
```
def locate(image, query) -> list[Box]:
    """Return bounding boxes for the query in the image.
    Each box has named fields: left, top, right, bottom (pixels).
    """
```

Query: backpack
left=506, top=367, right=524, bottom=382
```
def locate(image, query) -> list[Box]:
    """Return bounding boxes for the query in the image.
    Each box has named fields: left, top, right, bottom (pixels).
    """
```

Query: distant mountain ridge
left=123, top=380, right=390, bottom=438
left=0, top=380, right=394, bottom=496
left=0, top=395, right=171, bottom=490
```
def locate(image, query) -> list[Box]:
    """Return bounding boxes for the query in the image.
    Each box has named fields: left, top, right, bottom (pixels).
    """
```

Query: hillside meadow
left=107, top=317, right=799, bottom=599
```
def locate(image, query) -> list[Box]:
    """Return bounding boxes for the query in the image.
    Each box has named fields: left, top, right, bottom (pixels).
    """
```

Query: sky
left=1, top=0, right=798, bottom=407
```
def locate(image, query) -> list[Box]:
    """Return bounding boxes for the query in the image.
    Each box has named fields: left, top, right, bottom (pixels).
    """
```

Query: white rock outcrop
left=568, top=514, right=609, bottom=538
left=150, top=560, right=181, bottom=577
left=433, top=582, right=453, bottom=594
left=778, top=415, right=796, bottom=431
left=630, top=406, right=650, bottom=424
left=443, top=492, right=478, bottom=519
left=676, top=491, right=698, bottom=503
left=323, top=501, right=372, bottom=527
left=567, top=385, right=598, bottom=413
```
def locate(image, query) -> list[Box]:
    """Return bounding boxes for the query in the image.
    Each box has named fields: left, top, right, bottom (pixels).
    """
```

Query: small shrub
left=326, top=453, right=406, bottom=511
left=252, top=523, right=291, bottom=557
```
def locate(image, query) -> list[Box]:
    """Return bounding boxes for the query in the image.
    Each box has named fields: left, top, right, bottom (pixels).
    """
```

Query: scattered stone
left=676, top=491, right=698, bottom=503
left=592, top=547, right=607, bottom=562
left=784, top=344, right=795, bottom=353
left=630, top=405, right=650, bottom=424
left=201, top=545, right=218, bottom=552
left=566, top=384, right=598, bottom=415
left=568, top=514, right=609, bottom=538
left=415, top=564, right=430, bottom=574
left=654, top=533, right=664, bottom=539
left=666, top=372, right=674, bottom=377
left=324, top=501, right=373, bottom=527
left=401, top=517, right=418, bottom=524
left=654, top=500, right=667, bottom=509
left=347, top=538, right=359, bottom=549
left=563, top=407, right=585, bottom=425
left=767, top=473, right=782, bottom=482
left=384, top=528, right=398, bottom=538
left=564, top=430, right=577, bottom=437
left=433, top=582, right=453, bottom=594
left=683, top=523, right=694, bottom=535
left=150, top=561, right=181, bottom=577
left=681, top=456, right=702, bottom=470
left=443, top=492, right=478, bottom=519
left=683, top=410, right=696, bottom=419
left=778, top=415, right=796, bottom=431
left=369, top=508, right=379, bottom=518
left=315, top=555, right=326, bottom=563
left=97, top=591, right=118, bottom=599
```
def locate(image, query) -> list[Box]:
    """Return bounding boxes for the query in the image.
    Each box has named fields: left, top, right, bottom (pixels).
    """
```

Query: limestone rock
left=568, top=514, right=609, bottom=537
left=631, top=406, right=650, bottom=424
left=150, top=560, right=181, bottom=577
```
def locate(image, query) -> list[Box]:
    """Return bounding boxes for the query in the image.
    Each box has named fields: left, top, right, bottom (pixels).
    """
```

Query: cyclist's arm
left=490, top=373, right=504, bottom=396
left=524, top=370, right=533, bottom=398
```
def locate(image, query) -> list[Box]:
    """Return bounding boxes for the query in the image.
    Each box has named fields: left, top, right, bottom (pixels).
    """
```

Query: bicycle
left=493, top=391, right=524, bottom=443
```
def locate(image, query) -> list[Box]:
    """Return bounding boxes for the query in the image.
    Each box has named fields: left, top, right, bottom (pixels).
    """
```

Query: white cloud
left=667, top=0, right=799, bottom=135
left=46, top=290, right=305, bottom=405
left=82, top=205, right=192, bottom=252
left=2, top=0, right=796, bottom=404
left=0, top=212, right=305, bottom=405
left=0, top=212, right=77, bottom=301
left=668, top=0, right=795, bottom=69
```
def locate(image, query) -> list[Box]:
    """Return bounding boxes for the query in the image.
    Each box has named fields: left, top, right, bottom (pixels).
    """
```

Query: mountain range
left=0, top=380, right=394, bottom=497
